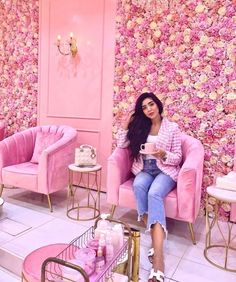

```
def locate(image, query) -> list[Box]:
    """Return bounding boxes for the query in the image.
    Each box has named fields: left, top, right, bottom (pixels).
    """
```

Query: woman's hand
left=153, top=149, right=167, bottom=161
left=122, top=110, right=135, bottom=130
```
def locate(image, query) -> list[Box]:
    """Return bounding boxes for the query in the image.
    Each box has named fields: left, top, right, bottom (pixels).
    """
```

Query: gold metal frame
left=0, top=184, right=3, bottom=197
left=130, top=228, right=140, bottom=282
left=41, top=257, right=89, bottom=282
left=47, top=195, right=52, bottom=212
left=110, top=204, right=117, bottom=217
left=108, top=209, right=140, bottom=281
left=94, top=217, right=135, bottom=281
left=67, top=166, right=101, bottom=221
left=204, top=195, right=236, bottom=272
left=21, top=272, right=27, bottom=282
left=188, top=222, right=196, bottom=245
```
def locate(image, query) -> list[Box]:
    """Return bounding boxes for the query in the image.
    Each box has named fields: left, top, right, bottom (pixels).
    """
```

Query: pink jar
left=86, top=239, right=99, bottom=253
left=74, top=248, right=96, bottom=276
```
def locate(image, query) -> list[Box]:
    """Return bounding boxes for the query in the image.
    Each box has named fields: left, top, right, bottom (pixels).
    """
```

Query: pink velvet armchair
left=106, top=133, right=204, bottom=244
left=0, top=125, right=77, bottom=212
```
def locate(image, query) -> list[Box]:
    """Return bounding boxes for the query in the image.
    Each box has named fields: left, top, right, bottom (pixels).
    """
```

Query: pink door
left=38, top=0, right=116, bottom=190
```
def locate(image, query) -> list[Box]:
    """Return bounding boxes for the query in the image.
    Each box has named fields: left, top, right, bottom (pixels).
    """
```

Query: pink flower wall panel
left=0, top=0, right=38, bottom=135
left=113, top=0, right=236, bottom=219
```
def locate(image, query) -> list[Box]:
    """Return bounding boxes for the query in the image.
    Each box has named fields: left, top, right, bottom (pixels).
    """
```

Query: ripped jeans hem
left=138, top=214, right=168, bottom=239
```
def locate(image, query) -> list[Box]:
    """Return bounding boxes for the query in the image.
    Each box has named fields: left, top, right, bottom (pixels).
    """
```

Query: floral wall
left=0, top=0, right=38, bottom=136
left=113, top=0, right=236, bottom=219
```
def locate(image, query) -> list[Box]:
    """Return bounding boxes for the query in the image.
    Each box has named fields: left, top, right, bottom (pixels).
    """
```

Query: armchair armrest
left=38, top=136, right=77, bottom=194
left=0, top=132, right=34, bottom=169
left=106, top=147, right=133, bottom=205
left=177, top=141, right=204, bottom=221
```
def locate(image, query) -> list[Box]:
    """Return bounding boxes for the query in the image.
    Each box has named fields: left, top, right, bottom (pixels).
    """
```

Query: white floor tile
left=183, top=240, right=215, bottom=267
left=172, top=259, right=236, bottom=282
left=165, top=233, right=191, bottom=258
left=0, top=217, right=31, bottom=236
left=1, top=187, right=236, bottom=282
left=0, top=230, right=14, bottom=245
left=0, top=267, right=20, bottom=282
left=2, top=218, right=88, bottom=257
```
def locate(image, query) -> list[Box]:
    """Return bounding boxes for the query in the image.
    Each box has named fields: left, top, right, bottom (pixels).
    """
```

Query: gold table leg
left=131, top=228, right=140, bottom=282
left=67, top=167, right=101, bottom=221
left=204, top=197, right=236, bottom=272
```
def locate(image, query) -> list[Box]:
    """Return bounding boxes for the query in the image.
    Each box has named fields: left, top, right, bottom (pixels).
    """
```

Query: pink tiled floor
left=0, top=187, right=236, bottom=281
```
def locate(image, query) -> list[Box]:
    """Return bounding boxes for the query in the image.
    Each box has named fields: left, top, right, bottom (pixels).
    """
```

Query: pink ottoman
left=22, top=243, right=69, bottom=282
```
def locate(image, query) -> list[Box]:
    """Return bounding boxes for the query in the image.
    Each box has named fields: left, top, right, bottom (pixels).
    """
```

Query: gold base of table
left=67, top=164, right=101, bottom=222
left=204, top=245, right=236, bottom=272
left=67, top=206, right=100, bottom=221
left=205, top=186, right=236, bottom=273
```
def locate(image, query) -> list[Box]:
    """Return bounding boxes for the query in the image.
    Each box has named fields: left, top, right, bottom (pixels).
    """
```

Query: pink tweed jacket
left=117, top=117, right=182, bottom=181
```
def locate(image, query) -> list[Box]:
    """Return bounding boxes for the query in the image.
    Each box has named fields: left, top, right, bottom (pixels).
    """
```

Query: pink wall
left=38, top=0, right=116, bottom=190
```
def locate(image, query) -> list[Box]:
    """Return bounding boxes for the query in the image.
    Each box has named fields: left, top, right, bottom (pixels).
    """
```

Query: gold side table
left=204, top=185, right=236, bottom=272
left=67, top=164, right=101, bottom=221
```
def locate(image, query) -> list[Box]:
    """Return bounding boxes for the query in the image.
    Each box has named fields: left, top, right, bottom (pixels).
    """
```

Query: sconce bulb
left=56, top=33, right=77, bottom=57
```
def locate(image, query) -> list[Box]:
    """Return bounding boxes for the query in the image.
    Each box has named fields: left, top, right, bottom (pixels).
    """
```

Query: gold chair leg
left=131, top=228, right=140, bottom=282
left=188, top=222, right=196, bottom=245
left=47, top=194, right=53, bottom=212
left=0, top=184, right=4, bottom=197
left=110, top=204, right=116, bottom=218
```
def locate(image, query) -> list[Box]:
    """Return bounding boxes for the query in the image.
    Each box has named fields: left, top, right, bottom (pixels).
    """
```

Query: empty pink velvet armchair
left=0, top=125, right=77, bottom=211
left=106, top=133, right=204, bottom=244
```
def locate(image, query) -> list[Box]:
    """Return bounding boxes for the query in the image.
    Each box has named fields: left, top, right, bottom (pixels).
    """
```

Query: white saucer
left=139, top=150, right=157, bottom=155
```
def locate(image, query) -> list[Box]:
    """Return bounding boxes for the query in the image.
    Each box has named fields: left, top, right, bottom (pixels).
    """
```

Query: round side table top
left=207, top=185, right=236, bottom=203
left=68, top=163, right=102, bottom=173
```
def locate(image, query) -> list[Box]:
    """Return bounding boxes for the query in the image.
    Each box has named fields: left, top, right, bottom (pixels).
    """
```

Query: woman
left=117, top=92, right=182, bottom=282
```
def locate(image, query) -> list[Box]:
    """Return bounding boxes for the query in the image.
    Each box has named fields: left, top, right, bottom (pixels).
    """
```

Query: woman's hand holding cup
left=154, top=149, right=167, bottom=161
left=140, top=142, right=167, bottom=160
left=140, top=143, right=156, bottom=154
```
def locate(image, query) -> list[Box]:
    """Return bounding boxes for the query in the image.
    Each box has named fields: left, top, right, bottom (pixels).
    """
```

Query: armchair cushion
left=2, top=162, right=38, bottom=191
left=30, top=131, right=61, bottom=163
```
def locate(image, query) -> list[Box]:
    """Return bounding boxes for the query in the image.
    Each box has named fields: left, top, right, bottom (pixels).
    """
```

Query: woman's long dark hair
left=127, top=92, right=163, bottom=160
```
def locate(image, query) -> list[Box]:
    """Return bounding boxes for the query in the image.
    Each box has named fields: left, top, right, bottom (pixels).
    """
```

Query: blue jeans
left=133, top=159, right=176, bottom=234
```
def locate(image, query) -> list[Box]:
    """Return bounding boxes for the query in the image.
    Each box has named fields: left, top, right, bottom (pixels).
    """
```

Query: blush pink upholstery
left=106, top=133, right=204, bottom=244
left=0, top=125, right=77, bottom=211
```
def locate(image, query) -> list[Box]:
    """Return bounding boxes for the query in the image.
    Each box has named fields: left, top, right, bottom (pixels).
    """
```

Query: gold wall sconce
left=56, top=32, right=78, bottom=57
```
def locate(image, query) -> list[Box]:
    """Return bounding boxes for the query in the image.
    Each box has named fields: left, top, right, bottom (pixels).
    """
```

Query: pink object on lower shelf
left=22, top=243, right=69, bottom=282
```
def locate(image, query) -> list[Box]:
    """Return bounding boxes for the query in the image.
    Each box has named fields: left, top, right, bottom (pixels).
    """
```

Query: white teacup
left=140, top=142, right=156, bottom=153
